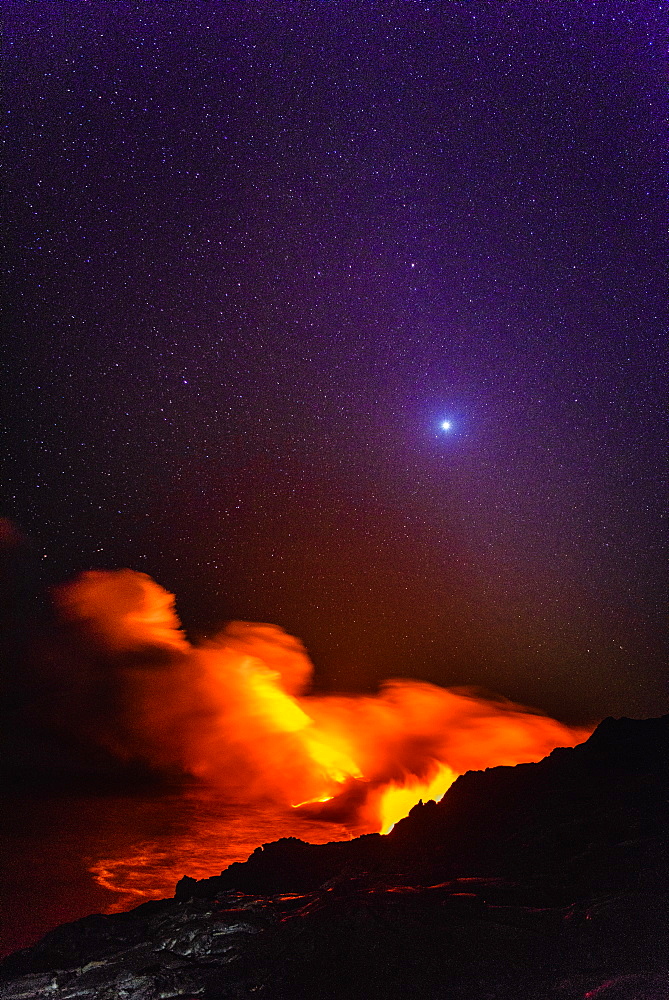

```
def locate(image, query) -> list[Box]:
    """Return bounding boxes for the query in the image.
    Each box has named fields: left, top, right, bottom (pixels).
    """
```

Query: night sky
left=4, top=2, right=666, bottom=725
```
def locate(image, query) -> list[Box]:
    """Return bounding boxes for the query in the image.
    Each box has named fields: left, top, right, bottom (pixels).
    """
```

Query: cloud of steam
left=6, top=566, right=592, bottom=830
left=55, top=569, right=189, bottom=653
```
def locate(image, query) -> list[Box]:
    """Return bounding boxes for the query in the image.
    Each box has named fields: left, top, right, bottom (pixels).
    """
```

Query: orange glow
left=378, top=763, right=458, bottom=834
left=291, top=795, right=335, bottom=808
left=55, top=569, right=594, bottom=836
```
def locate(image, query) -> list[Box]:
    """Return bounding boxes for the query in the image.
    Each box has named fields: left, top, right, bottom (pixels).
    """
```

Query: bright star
left=440, top=420, right=452, bottom=432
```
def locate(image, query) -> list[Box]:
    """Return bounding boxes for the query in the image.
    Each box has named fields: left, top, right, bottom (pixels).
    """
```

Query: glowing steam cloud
left=52, top=569, right=592, bottom=834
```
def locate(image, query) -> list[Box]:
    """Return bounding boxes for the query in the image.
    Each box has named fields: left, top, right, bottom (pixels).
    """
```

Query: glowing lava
left=54, top=569, right=594, bottom=836
left=378, top=763, right=458, bottom=834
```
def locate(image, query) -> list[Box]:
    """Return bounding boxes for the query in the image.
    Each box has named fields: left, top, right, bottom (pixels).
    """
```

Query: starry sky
left=4, top=1, right=666, bottom=723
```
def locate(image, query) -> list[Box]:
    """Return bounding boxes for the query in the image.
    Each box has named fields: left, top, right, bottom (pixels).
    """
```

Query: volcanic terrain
left=2, top=715, right=667, bottom=999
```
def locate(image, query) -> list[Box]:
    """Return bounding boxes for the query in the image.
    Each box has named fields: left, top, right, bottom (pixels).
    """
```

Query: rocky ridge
left=1, top=715, right=667, bottom=999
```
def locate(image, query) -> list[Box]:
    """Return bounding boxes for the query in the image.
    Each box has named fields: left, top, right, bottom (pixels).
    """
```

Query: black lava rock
left=2, top=715, right=667, bottom=999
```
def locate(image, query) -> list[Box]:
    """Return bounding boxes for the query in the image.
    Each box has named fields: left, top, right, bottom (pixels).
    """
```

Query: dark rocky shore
left=2, top=715, right=667, bottom=999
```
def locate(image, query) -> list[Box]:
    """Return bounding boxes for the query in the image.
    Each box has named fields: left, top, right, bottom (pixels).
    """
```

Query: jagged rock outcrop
left=2, top=715, right=667, bottom=999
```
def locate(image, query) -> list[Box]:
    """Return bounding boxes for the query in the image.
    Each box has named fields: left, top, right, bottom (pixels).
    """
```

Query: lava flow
left=54, top=569, right=593, bottom=835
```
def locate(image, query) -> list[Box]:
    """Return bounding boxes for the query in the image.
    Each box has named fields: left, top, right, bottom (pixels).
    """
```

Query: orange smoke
left=55, top=569, right=189, bottom=653
left=53, top=569, right=592, bottom=834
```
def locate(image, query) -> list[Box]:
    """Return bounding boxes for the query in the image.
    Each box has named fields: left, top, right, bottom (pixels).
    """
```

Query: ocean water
left=1, top=786, right=352, bottom=957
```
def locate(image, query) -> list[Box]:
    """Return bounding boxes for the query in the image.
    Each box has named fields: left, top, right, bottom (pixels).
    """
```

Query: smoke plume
left=5, top=566, right=592, bottom=832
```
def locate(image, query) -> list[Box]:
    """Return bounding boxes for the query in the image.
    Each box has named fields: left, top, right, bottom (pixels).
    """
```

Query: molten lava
left=378, top=763, right=457, bottom=834
left=54, top=569, right=593, bottom=835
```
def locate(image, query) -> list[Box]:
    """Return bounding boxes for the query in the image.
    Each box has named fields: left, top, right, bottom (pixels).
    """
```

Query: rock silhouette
left=2, top=715, right=667, bottom=999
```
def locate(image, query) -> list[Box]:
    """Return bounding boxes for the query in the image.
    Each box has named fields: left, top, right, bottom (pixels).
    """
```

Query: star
left=440, top=420, right=452, bottom=432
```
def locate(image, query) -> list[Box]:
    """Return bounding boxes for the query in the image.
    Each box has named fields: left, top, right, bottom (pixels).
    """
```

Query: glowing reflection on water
left=87, top=785, right=353, bottom=913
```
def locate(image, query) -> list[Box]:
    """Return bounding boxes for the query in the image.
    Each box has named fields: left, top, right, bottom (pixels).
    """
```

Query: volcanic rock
left=2, top=715, right=667, bottom=999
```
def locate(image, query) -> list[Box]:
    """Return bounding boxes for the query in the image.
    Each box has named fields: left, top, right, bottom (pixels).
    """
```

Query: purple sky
left=4, top=1, right=666, bottom=722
